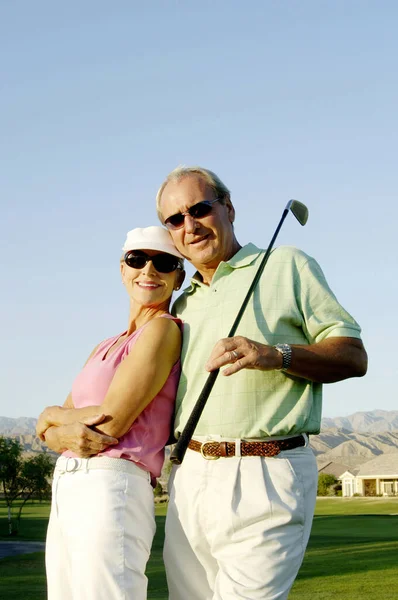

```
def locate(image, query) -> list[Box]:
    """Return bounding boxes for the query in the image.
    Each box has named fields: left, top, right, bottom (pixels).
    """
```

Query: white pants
left=46, top=456, right=156, bottom=600
left=164, top=439, right=318, bottom=600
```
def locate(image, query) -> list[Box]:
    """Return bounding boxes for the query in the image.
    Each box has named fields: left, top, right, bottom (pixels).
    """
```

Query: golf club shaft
left=170, top=206, right=292, bottom=465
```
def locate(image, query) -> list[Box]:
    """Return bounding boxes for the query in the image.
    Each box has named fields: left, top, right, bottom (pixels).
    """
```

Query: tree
left=153, top=480, right=164, bottom=497
left=162, top=458, right=173, bottom=477
left=317, top=473, right=338, bottom=496
left=0, top=436, right=54, bottom=535
left=0, top=437, right=22, bottom=534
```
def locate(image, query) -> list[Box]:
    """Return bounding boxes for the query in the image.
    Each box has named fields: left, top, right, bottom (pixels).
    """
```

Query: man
left=156, top=166, right=367, bottom=600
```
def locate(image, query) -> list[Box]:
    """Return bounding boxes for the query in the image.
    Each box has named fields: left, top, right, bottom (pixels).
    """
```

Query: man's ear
left=225, top=198, right=235, bottom=224
left=175, top=269, right=186, bottom=290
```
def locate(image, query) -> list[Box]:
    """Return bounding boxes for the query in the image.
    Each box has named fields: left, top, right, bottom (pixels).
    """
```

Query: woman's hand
left=44, top=415, right=118, bottom=457
left=36, top=406, right=60, bottom=441
left=36, top=405, right=108, bottom=441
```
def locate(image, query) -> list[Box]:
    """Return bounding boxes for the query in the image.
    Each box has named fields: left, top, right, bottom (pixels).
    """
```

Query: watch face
left=275, top=344, right=292, bottom=370
left=276, top=344, right=289, bottom=352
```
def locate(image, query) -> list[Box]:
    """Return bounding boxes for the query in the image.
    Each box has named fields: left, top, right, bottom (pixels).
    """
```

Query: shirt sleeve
left=295, top=256, right=362, bottom=344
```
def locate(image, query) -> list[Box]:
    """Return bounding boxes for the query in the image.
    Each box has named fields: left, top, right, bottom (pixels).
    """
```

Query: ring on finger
left=231, top=350, right=239, bottom=361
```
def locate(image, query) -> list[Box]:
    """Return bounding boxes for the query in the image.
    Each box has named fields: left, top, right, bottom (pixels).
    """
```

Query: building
left=340, top=452, right=398, bottom=497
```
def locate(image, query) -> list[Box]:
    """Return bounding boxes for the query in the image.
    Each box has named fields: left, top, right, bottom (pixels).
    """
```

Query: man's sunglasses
left=164, top=198, right=220, bottom=230
left=124, top=250, right=183, bottom=273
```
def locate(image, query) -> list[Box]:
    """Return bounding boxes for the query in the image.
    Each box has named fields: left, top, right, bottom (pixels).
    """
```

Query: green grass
left=0, top=553, right=47, bottom=600
left=303, top=496, right=398, bottom=598
left=290, top=500, right=398, bottom=599
left=0, top=500, right=50, bottom=541
left=1, top=498, right=398, bottom=599
left=314, top=495, right=398, bottom=515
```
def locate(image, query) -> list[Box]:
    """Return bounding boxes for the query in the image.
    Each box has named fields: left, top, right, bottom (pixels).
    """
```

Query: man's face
left=159, top=175, right=236, bottom=273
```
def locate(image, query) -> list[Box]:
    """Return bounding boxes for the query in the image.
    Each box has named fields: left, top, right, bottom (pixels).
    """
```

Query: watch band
left=274, top=343, right=292, bottom=371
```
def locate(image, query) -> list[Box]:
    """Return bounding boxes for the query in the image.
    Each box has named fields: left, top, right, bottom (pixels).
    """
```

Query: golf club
left=170, top=199, right=309, bottom=465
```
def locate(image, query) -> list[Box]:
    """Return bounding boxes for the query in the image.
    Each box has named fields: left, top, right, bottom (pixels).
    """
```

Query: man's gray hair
left=156, top=165, right=231, bottom=222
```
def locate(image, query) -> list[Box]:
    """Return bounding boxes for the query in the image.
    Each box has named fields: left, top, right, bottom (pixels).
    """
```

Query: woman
left=36, top=226, right=185, bottom=600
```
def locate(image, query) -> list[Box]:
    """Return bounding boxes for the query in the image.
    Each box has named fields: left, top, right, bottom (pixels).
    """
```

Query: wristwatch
left=274, top=343, right=292, bottom=371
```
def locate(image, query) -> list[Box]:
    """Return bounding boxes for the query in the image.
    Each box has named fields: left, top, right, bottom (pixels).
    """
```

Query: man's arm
left=206, top=251, right=367, bottom=383
left=205, top=335, right=367, bottom=383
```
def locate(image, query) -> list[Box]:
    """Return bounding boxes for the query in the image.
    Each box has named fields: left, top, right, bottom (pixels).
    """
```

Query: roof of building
left=340, top=468, right=360, bottom=477
left=318, top=461, right=351, bottom=478
left=356, top=452, right=398, bottom=477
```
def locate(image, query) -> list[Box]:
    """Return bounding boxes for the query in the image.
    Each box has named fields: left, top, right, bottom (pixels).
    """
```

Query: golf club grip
left=170, top=208, right=291, bottom=465
left=170, top=369, right=220, bottom=464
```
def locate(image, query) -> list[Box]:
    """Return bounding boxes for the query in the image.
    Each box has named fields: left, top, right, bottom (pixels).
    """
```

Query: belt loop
left=235, top=438, right=241, bottom=458
left=56, top=456, right=65, bottom=474
left=53, top=472, right=61, bottom=516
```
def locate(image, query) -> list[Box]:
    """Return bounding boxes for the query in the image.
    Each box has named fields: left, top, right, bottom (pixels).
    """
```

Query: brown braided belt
left=188, top=435, right=305, bottom=460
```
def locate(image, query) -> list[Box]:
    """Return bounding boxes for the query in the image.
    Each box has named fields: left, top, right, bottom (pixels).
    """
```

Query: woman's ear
left=120, top=261, right=126, bottom=283
left=174, top=269, right=186, bottom=291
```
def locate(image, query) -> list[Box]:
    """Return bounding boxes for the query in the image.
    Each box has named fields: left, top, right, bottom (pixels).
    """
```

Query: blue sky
left=1, top=1, right=396, bottom=419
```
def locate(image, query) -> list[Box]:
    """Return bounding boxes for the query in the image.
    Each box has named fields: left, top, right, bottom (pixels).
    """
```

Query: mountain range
left=321, top=410, right=398, bottom=433
left=1, top=411, right=398, bottom=468
left=311, top=428, right=398, bottom=469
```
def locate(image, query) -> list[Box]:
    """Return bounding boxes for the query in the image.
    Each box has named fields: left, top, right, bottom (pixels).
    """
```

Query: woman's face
left=120, top=249, right=184, bottom=310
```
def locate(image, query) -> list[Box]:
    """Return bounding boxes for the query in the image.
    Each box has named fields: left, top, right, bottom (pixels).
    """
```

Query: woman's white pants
left=46, top=456, right=155, bottom=600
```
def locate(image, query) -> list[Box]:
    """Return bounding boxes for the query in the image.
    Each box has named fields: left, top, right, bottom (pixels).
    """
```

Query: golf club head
left=286, top=200, right=309, bottom=226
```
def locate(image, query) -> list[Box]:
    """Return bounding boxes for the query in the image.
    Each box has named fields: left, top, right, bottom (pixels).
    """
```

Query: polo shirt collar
left=184, top=243, right=262, bottom=293
left=227, top=243, right=262, bottom=269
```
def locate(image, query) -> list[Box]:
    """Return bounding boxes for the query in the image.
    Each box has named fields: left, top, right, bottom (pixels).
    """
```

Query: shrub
left=317, top=473, right=338, bottom=496
left=153, top=481, right=164, bottom=497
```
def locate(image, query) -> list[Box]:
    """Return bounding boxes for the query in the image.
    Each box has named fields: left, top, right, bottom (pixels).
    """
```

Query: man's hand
left=205, top=336, right=368, bottom=383
left=205, top=336, right=282, bottom=376
left=44, top=416, right=118, bottom=457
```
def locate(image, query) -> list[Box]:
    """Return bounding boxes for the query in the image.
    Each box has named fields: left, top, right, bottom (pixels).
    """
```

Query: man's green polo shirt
left=172, top=244, right=362, bottom=438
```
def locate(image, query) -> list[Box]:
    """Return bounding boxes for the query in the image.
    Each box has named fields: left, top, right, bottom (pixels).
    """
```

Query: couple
left=38, top=166, right=367, bottom=600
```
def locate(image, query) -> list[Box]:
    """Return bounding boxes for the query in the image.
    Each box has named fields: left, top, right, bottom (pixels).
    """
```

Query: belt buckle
left=200, top=440, right=220, bottom=460
left=65, top=458, right=80, bottom=472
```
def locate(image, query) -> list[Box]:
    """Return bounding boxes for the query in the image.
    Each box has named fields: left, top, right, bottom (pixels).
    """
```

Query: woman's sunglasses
left=124, top=250, right=183, bottom=273
left=164, top=198, right=220, bottom=230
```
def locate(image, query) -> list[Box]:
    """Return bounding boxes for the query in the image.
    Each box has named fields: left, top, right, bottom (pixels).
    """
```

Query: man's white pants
left=164, top=439, right=317, bottom=600
left=46, top=456, right=156, bottom=600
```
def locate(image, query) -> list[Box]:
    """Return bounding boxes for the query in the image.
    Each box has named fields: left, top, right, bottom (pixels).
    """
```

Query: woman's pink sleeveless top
left=63, top=314, right=181, bottom=480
